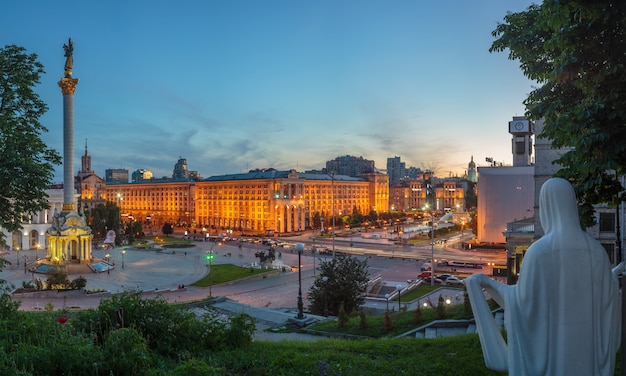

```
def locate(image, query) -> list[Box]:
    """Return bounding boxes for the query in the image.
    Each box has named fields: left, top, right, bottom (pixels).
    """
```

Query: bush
left=384, top=310, right=393, bottom=332
left=70, top=276, right=87, bottom=290
left=337, top=302, right=349, bottom=328
left=413, top=305, right=423, bottom=325
left=359, top=309, right=368, bottom=330
left=437, top=295, right=447, bottom=319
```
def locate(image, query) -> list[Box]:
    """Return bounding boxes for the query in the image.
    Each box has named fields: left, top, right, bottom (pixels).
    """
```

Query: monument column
left=58, top=38, right=79, bottom=213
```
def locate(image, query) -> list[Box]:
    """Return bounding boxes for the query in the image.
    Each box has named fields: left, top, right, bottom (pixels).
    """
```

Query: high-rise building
left=387, top=156, right=406, bottom=186
left=105, top=169, right=129, bottom=184
left=173, top=157, right=201, bottom=180
left=324, top=155, right=375, bottom=178
left=131, top=169, right=153, bottom=183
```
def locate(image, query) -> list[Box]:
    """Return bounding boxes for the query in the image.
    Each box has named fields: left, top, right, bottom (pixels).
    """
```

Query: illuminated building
left=102, top=169, right=389, bottom=234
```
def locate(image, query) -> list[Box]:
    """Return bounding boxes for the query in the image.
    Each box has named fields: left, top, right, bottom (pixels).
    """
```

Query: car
left=418, top=272, right=433, bottom=279
left=422, top=276, right=443, bottom=285
left=437, top=274, right=453, bottom=281
left=420, top=262, right=432, bottom=271
left=446, top=276, right=464, bottom=286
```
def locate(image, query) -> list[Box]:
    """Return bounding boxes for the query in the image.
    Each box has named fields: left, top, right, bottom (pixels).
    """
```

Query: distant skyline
left=2, top=1, right=536, bottom=182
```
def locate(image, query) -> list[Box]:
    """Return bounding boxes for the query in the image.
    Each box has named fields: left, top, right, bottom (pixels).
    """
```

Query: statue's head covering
left=539, top=177, right=581, bottom=235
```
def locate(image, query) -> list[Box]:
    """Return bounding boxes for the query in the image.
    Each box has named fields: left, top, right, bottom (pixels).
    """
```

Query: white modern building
left=1, top=186, right=72, bottom=252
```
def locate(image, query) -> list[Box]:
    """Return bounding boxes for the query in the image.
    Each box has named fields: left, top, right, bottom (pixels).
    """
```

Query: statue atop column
left=466, top=178, right=624, bottom=375
left=63, top=38, right=74, bottom=77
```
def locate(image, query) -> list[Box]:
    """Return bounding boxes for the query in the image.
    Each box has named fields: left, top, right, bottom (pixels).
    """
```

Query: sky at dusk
left=2, top=1, right=536, bottom=181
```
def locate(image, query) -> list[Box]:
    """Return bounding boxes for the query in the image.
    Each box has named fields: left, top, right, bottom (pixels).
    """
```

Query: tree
left=308, top=256, right=369, bottom=316
left=125, top=221, right=144, bottom=244
left=0, top=45, right=61, bottom=243
left=90, top=202, right=122, bottom=240
left=491, top=2, right=626, bottom=227
left=162, top=222, right=174, bottom=236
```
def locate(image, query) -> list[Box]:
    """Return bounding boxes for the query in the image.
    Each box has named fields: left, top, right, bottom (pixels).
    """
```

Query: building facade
left=105, top=169, right=129, bottom=184
left=324, top=155, right=375, bottom=178
left=386, top=156, right=406, bottom=186
left=76, top=142, right=106, bottom=211
left=102, top=169, right=389, bottom=235
left=1, top=186, right=67, bottom=253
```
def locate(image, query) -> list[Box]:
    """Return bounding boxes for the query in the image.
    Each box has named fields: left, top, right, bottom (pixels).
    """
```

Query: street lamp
left=35, top=243, right=40, bottom=261
left=206, top=247, right=215, bottom=297
left=121, top=249, right=126, bottom=269
left=23, top=255, right=28, bottom=274
left=424, top=204, right=435, bottom=286
left=396, top=284, right=403, bottom=311
left=295, top=243, right=305, bottom=319
left=16, top=246, right=20, bottom=265
left=385, top=293, right=390, bottom=312
left=322, top=276, right=329, bottom=317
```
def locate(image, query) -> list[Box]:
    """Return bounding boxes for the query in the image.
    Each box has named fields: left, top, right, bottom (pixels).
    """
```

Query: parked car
left=418, top=271, right=433, bottom=279
left=420, top=262, right=432, bottom=271
left=437, top=274, right=453, bottom=281
left=446, top=276, right=464, bottom=286
left=422, top=276, right=443, bottom=285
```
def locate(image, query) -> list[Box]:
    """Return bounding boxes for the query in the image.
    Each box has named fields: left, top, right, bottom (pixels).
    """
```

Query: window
left=599, top=212, right=615, bottom=233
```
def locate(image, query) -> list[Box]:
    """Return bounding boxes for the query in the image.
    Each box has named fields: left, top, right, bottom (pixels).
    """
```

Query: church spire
left=80, top=138, right=93, bottom=175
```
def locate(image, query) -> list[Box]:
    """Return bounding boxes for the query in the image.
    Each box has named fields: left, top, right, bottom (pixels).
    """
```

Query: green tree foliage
left=162, top=222, right=174, bottom=236
left=125, top=221, right=144, bottom=243
left=308, top=256, right=369, bottom=316
left=464, top=290, right=472, bottom=317
left=359, top=309, right=368, bottom=330
left=73, top=292, right=255, bottom=360
left=437, top=295, right=447, bottom=319
left=46, top=268, right=70, bottom=290
left=464, top=182, right=477, bottom=210
left=413, top=305, right=423, bottom=325
left=384, top=310, right=393, bottom=332
left=337, top=302, right=349, bottom=328
left=90, top=201, right=122, bottom=241
left=0, top=45, right=62, bottom=243
left=491, top=1, right=626, bottom=227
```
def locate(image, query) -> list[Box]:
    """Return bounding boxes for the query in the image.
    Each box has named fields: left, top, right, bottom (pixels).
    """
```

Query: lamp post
left=385, top=293, right=390, bottom=312
left=396, top=284, right=403, bottom=311
left=322, top=276, right=329, bottom=317
left=295, top=243, right=305, bottom=319
left=424, top=204, right=435, bottom=286
left=35, top=243, right=40, bottom=261
left=206, top=246, right=215, bottom=297
left=23, top=255, right=28, bottom=274
left=16, top=246, right=20, bottom=265
left=331, top=173, right=336, bottom=257
left=121, top=249, right=126, bottom=269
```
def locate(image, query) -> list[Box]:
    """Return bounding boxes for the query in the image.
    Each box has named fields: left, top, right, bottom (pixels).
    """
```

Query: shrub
left=337, top=302, right=349, bottom=328
left=359, top=309, right=368, bottom=330
left=413, top=305, right=423, bottom=325
left=384, top=310, right=393, bottom=332
left=437, top=295, right=447, bottom=319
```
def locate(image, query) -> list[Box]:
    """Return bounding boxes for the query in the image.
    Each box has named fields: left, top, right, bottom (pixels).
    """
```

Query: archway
left=29, top=230, right=39, bottom=250
left=11, top=231, right=22, bottom=251
left=68, top=239, right=79, bottom=261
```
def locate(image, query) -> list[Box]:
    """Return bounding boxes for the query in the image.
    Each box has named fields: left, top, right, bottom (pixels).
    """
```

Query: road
left=3, top=230, right=505, bottom=313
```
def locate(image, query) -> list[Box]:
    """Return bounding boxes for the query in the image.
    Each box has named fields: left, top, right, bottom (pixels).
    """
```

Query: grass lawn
left=308, top=302, right=473, bottom=338
left=191, top=264, right=273, bottom=287
left=209, top=336, right=505, bottom=375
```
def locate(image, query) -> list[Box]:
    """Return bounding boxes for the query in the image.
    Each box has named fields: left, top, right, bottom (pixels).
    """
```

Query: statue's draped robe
left=467, top=178, right=621, bottom=376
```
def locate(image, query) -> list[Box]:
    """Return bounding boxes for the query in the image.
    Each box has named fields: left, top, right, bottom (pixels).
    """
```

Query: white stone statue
left=466, top=177, right=624, bottom=376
